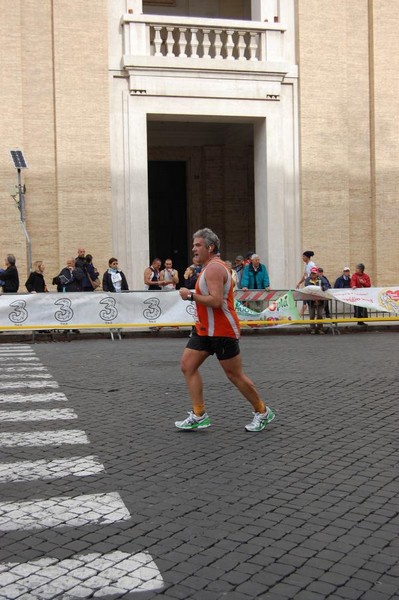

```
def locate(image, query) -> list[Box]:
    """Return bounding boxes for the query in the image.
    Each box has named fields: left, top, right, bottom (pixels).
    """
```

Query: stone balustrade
left=122, top=14, right=286, bottom=64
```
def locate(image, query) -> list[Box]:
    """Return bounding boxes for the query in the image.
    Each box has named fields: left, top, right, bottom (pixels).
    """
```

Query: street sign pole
left=9, top=150, right=32, bottom=273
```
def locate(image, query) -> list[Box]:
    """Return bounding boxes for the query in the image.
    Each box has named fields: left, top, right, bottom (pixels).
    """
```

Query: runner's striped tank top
left=194, top=258, right=240, bottom=339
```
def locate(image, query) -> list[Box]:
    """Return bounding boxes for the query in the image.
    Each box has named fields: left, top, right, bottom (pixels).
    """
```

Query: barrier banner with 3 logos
left=0, top=287, right=398, bottom=330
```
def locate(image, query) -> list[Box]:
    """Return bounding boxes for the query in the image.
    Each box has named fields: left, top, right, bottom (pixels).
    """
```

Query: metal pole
left=17, top=168, right=32, bottom=273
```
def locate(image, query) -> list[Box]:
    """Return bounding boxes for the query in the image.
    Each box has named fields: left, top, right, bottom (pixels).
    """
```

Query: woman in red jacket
left=351, top=263, right=371, bottom=326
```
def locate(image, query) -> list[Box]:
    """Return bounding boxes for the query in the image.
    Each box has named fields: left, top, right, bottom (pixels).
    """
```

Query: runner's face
left=192, top=237, right=212, bottom=265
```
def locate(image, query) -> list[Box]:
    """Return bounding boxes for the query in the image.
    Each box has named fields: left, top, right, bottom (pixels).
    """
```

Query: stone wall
left=0, top=0, right=112, bottom=288
left=297, top=0, right=399, bottom=285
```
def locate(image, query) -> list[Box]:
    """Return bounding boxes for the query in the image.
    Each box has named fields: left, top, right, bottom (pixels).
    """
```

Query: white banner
left=0, top=292, right=196, bottom=330
left=297, top=286, right=399, bottom=314
left=1, top=287, right=398, bottom=330
left=0, top=290, right=300, bottom=331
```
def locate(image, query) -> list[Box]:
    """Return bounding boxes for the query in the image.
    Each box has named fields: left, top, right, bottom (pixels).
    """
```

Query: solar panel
left=10, top=149, right=28, bottom=169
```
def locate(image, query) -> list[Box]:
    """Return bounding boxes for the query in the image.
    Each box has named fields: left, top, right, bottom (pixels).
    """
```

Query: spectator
left=318, top=267, right=331, bottom=318
left=305, top=266, right=329, bottom=334
left=296, top=250, right=316, bottom=288
left=296, top=250, right=316, bottom=317
left=233, top=255, right=245, bottom=288
left=53, top=258, right=84, bottom=292
left=25, top=261, right=48, bottom=293
left=192, top=256, right=202, bottom=277
left=144, top=258, right=170, bottom=290
left=244, top=251, right=255, bottom=265
left=102, top=257, right=129, bottom=292
left=351, top=263, right=371, bottom=326
left=225, top=260, right=238, bottom=291
left=183, top=265, right=198, bottom=289
left=75, top=247, right=87, bottom=271
left=1, top=254, right=19, bottom=293
left=334, top=267, right=351, bottom=289
left=82, top=254, right=100, bottom=291
left=160, top=258, right=179, bottom=290
left=241, top=254, right=270, bottom=290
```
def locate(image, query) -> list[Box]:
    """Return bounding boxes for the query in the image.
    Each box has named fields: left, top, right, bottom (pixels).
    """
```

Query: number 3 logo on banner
left=99, top=297, right=118, bottom=322
left=54, top=298, right=74, bottom=322
left=9, top=300, right=28, bottom=324
left=143, top=297, right=162, bottom=321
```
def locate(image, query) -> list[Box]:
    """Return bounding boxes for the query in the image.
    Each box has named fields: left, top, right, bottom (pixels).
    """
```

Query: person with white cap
left=334, top=267, right=351, bottom=289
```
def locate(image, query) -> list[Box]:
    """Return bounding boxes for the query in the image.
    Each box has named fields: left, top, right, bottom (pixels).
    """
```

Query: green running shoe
left=245, top=407, right=275, bottom=432
left=175, top=411, right=211, bottom=430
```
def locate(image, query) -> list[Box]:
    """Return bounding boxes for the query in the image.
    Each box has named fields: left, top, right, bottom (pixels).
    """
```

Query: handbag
left=89, top=274, right=101, bottom=290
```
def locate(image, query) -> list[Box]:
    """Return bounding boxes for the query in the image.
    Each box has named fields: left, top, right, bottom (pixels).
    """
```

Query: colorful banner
left=235, top=290, right=300, bottom=325
left=297, top=286, right=399, bottom=314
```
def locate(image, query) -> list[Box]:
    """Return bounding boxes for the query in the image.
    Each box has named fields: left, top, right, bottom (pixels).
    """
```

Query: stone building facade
left=0, top=0, right=397, bottom=289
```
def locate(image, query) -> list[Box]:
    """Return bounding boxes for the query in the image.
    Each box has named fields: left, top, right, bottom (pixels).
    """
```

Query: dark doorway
left=148, top=161, right=188, bottom=283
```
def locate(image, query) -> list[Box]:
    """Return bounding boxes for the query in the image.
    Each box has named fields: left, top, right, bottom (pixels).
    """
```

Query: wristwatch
left=187, top=292, right=194, bottom=301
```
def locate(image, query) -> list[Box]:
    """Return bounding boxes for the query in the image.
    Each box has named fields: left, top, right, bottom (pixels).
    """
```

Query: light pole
left=9, top=149, right=32, bottom=273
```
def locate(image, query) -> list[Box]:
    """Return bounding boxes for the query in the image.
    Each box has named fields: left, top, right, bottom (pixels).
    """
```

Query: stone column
left=125, top=98, right=149, bottom=289
left=253, top=110, right=286, bottom=289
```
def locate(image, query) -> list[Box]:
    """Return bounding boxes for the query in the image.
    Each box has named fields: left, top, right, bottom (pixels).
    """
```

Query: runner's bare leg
left=219, top=354, right=266, bottom=414
left=180, top=348, right=209, bottom=416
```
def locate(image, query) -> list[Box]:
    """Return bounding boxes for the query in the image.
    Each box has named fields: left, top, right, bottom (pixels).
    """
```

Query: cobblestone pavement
left=0, top=331, right=398, bottom=599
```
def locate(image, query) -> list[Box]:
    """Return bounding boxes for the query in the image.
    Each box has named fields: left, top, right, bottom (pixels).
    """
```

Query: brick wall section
left=52, top=0, right=112, bottom=279
left=0, top=0, right=112, bottom=288
left=298, top=0, right=399, bottom=285
left=372, top=1, right=399, bottom=284
left=0, top=1, right=27, bottom=278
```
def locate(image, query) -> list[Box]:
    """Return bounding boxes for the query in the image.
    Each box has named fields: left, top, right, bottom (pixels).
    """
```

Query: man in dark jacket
left=53, top=258, right=84, bottom=292
left=75, top=247, right=87, bottom=271
left=1, top=254, right=19, bottom=293
left=334, top=267, right=351, bottom=289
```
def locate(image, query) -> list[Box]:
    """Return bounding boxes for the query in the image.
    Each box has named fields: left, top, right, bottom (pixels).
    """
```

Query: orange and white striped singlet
left=194, top=258, right=240, bottom=339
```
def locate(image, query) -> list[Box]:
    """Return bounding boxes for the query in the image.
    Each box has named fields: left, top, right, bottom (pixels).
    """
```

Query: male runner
left=176, top=228, right=275, bottom=432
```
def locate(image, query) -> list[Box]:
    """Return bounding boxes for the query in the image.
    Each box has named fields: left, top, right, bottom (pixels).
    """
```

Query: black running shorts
left=186, top=331, right=240, bottom=360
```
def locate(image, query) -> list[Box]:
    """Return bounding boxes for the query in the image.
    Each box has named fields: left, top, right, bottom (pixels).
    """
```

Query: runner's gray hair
left=193, top=228, right=220, bottom=254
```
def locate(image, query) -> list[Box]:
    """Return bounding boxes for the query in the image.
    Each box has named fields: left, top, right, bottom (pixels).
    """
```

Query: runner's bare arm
left=179, top=263, right=226, bottom=306
left=195, top=263, right=226, bottom=308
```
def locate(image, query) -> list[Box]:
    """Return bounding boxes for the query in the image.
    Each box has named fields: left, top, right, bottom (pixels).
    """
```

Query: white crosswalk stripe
left=0, top=408, right=78, bottom=422
left=0, top=456, right=105, bottom=483
left=0, top=366, right=47, bottom=372
left=0, top=551, right=164, bottom=597
left=0, top=492, right=131, bottom=531
left=0, top=373, right=52, bottom=379
left=0, top=357, right=40, bottom=362
left=0, top=392, right=68, bottom=403
left=0, top=350, right=35, bottom=353
left=0, top=429, right=89, bottom=447
left=1, top=380, right=58, bottom=389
